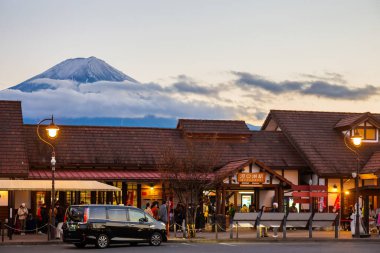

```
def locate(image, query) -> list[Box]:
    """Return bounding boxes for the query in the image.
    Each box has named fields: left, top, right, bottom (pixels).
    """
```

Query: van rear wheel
left=95, top=234, right=109, bottom=249
left=149, top=232, right=162, bottom=246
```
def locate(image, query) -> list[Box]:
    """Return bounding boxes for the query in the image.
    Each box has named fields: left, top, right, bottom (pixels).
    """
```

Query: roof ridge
left=270, top=109, right=379, bottom=115
left=24, top=124, right=179, bottom=131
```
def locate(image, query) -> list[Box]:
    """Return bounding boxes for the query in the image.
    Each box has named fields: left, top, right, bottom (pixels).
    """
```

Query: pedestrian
left=40, top=203, right=49, bottom=234
left=151, top=202, right=159, bottom=219
left=228, top=203, right=236, bottom=225
left=158, top=200, right=168, bottom=223
left=289, top=202, right=298, bottom=230
left=17, top=203, right=28, bottom=235
left=271, top=202, right=279, bottom=238
left=240, top=204, right=249, bottom=213
left=289, top=202, right=298, bottom=213
left=249, top=204, right=256, bottom=212
left=55, top=202, right=64, bottom=239
left=259, top=205, right=269, bottom=237
left=36, top=201, right=44, bottom=234
left=144, top=202, right=154, bottom=217
left=175, top=203, right=185, bottom=231
left=376, top=207, right=380, bottom=236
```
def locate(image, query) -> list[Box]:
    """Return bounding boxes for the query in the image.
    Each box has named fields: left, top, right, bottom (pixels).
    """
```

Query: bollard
left=334, top=217, right=339, bottom=239
left=283, top=217, right=287, bottom=239
left=174, top=223, right=176, bottom=238
left=1, top=220, right=3, bottom=243
left=308, top=219, right=313, bottom=238
left=236, top=221, right=239, bottom=239
left=7, top=218, right=12, bottom=240
left=215, top=220, right=218, bottom=240
left=230, top=222, right=233, bottom=239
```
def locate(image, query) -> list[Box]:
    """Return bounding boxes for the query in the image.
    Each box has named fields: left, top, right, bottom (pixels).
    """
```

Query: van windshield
left=67, top=206, right=85, bottom=222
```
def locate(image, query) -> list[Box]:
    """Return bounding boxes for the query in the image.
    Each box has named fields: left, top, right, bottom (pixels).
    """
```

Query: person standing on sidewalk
left=17, top=203, right=28, bottom=235
left=158, top=200, right=168, bottom=223
left=271, top=202, right=279, bottom=238
left=144, top=202, right=154, bottom=217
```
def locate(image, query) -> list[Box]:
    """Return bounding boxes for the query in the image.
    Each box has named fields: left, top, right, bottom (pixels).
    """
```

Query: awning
left=0, top=180, right=121, bottom=191
left=29, top=169, right=161, bottom=180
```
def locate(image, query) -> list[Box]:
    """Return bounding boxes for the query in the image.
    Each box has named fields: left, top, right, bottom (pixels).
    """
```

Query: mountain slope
left=10, top=56, right=137, bottom=92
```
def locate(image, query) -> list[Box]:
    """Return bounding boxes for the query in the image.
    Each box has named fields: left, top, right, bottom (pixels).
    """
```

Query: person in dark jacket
left=158, top=200, right=168, bottom=223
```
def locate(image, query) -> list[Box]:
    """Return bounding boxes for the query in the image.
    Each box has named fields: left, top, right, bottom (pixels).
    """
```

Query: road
left=1, top=241, right=380, bottom=253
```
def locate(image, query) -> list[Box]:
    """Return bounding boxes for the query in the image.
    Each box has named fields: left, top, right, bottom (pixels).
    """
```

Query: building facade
left=0, top=101, right=379, bottom=226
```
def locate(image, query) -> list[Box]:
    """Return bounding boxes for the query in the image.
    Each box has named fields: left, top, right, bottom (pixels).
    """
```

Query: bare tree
left=158, top=138, right=221, bottom=237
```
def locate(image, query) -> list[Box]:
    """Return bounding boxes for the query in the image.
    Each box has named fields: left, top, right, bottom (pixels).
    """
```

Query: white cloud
left=0, top=79, right=238, bottom=120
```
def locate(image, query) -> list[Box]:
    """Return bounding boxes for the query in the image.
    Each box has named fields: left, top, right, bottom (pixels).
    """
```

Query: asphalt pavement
left=1, top=241, right=380, bottom=253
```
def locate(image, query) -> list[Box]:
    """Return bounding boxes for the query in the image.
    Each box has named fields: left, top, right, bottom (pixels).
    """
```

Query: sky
left=0, top=0, right=379, bottom=125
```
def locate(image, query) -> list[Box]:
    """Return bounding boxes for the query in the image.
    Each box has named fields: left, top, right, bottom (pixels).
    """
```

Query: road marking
left=181, top=243, right=197, bottom=247
left=219, top=243, right=237, bottom=247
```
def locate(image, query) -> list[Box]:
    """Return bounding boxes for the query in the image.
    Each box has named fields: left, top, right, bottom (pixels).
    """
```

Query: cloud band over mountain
left=232, top=71, right=379, bottom=99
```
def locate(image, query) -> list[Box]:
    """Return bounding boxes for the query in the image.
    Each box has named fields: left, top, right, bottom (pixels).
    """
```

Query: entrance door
left=241, top=194, right=253, bottom=207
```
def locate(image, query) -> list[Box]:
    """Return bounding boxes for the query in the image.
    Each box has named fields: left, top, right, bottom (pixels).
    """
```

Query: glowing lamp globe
left=351, top=129, right=362, bottom=147
left=46, top=122, right=59, bottom=138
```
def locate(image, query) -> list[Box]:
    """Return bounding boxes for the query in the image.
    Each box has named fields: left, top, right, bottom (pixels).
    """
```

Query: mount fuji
left=10, top=56, right=138, bottom=92
left=1, top=56, right=245, bottom=128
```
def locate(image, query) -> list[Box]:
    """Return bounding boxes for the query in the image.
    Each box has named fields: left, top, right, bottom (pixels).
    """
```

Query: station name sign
left=237, top=172, right=266, bottom=183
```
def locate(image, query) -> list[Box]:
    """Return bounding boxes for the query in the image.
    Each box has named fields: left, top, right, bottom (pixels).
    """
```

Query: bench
left=232, top=212, right=259, bottom=239
left=256, top=212, right=286, bottom=238
left=284, top=212, right=338, bottom=238
left=311, top=213, right=339, bottom=238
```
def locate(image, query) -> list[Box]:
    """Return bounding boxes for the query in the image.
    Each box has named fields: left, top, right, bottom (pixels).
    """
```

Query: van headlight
left=160, top=222, right=165, bottom=227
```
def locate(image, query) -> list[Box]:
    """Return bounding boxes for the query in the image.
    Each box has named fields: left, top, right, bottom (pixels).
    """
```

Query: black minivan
left=62, top=204, right=167, bottom=249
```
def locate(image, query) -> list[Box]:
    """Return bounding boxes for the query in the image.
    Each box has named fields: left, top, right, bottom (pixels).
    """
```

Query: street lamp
left=37, top=115, right=59, bottom=241
left=343, top=128, right=362, bottom=238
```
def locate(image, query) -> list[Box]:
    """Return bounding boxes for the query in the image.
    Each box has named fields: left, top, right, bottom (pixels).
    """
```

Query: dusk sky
left=0, top=0, right=379, bottom=125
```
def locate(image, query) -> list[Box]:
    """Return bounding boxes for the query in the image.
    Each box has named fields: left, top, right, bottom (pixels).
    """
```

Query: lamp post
left=37, top=115, right=59, bottom=240
left=343, top=128, right=362, bottom=238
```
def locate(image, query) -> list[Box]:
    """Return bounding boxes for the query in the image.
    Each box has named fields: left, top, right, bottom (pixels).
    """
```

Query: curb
left=1, top=237, right=380, bottom=246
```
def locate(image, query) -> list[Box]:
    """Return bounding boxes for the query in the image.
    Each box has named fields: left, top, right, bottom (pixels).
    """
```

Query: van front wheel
left=149, top=232, right=162, bottom=246
left=95, top=234, right=109, bottom=249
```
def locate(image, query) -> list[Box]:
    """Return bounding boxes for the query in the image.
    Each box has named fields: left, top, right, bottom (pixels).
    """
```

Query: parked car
left=62, top=204, right=167, bottom=249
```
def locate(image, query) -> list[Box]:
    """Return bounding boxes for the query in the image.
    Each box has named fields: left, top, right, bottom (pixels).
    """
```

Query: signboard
left=237, top=172, right=266, bottom=183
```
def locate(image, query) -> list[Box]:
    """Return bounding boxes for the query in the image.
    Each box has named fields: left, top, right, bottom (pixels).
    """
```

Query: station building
left=0, top=100, right=379, bottom=227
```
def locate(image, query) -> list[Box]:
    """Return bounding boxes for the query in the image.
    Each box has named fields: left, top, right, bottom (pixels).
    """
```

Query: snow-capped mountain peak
left=10, top=57, right=137, bottom=92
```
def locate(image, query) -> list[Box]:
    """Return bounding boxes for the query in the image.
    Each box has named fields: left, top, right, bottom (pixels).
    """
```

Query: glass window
left=366, top=128, right=376, bottom=140
left=128, top=209, right=146, bottom=222
left=108, top=209, right=127, bottom=221
left=89, top=207, right=106, bottom=220
left=67, top=206, right=85, bottom=222
left=352, top=121, right=378, bottom=141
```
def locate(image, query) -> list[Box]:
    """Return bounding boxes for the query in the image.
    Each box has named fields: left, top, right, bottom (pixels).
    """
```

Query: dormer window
left=351, top=121, right=378, bottom=142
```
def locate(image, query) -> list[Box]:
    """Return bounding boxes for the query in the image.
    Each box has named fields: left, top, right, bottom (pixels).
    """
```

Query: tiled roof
left=24, top=125, right=187, bottom=167
left=177, top=119, right=251, bottom=136
left=23, top=125, right=306, bottom=171
left=0, top=101, right=29, bottom=177
left=214, top=159, right=251, bottom=179
left=363, top=151, right=380, bottom=174
left=266, top=110, right=380, bottom=176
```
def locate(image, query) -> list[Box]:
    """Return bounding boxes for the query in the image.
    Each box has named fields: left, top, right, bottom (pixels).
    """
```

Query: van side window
left=128, top=209, right=146, bottom=222
left=67, top=206, right=84, bottom=222
left=90, top=207, right=106, bottom=220
left=108, top=209, right=127, bottom=221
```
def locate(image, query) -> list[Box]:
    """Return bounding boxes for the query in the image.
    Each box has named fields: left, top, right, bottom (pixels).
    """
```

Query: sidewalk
left=1, top=229, right=380, bottom=245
